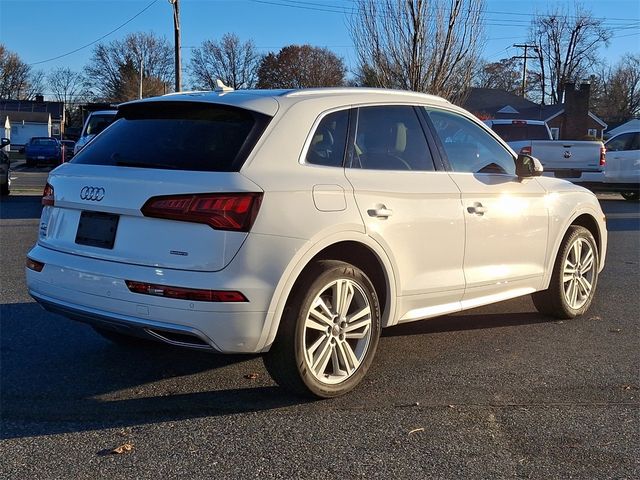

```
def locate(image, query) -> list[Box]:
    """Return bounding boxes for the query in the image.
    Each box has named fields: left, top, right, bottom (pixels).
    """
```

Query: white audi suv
left=26, top=88, right=607, bottom=397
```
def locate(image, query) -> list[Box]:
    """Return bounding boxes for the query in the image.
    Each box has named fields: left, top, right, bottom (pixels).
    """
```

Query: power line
left=28, top=0, right=160, bottom=66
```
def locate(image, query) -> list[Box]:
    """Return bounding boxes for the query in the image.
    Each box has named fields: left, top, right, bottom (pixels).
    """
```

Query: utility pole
left=169, top=0, right=181, bottom=92
left=139, top=57, right=144, bottom=99
left=513, top=44, right=538, bottom=97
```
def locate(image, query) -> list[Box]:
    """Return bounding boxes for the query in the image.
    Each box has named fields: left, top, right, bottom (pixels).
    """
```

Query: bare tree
left=85, top=32, right=173, bottom=102
left=529, top=4, right=611, bottom=104
left=351, top=0, right=485, bottom=103
left=48, top=67, right=87, bottom=105
left=0, top=44, right=43, bottom=99
left=257, top=45, right=346, bottom=89
left=592, top=54, right=640, bottom=122
left=473, top=58, right=522, bottom=94
left=190, top=33, right=260, bottom=90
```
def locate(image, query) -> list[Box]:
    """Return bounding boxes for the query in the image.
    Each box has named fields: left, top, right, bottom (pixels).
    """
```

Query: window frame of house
left=587, top=128, right=598, bottom=138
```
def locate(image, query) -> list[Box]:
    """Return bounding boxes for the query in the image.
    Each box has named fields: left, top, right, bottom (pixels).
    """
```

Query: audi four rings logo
left=80, top=186, right=105, bottom=201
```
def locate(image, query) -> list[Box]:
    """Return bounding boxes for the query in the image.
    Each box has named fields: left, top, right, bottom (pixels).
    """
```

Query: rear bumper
left=33, top=291, right=220, bottom=350
left=26, top=233, right=306, bottom=353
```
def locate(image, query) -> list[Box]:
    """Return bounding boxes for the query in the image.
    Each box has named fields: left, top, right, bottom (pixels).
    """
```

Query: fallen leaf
left=408, top=428, right=424, bottom=435
left=609, top=328, right=622, bottom=333
left=589, top=316, right=601, bottom=321
left=244, top=373, right=259, bottom=380
left=112, top=443, right=134, bottom=455
left=447, top=405, right=455, bottom=409
left=622, top=384, right=639, bottom=391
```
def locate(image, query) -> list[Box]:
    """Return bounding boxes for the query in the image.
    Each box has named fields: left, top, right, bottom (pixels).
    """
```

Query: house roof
left=464, top=87, right=606, bottom=127
left=1, top=110, right=51, bottom=123
left=463, top=88, right=538, bottom=114
left=0, top=99, right=63, bottom=121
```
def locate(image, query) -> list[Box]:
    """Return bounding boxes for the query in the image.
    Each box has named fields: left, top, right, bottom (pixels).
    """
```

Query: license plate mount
left=75, top=211, right=119, bottom=249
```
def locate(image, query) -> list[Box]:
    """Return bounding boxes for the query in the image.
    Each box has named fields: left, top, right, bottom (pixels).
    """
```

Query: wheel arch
left=542, top=208, right=606, bottom=290
left=257, top=233, right=398, bottom=352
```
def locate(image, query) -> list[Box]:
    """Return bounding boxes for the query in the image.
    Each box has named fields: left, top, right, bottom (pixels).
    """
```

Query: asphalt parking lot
left=1, top=176, right=639, bottom=478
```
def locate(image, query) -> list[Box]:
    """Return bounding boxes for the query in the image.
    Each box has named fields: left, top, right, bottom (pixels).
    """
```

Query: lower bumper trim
left=31, top=291, right=220, bottom=351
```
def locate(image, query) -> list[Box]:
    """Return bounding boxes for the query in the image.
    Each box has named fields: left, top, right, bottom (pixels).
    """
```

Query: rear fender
left=256, top=231, right=398, bottom=352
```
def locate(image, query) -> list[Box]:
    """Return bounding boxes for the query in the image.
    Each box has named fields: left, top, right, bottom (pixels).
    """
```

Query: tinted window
left=492, top=123, right=550, bottom=141
left=31, top=138, right=57, bottom=146
left=72, top=103, right=269, bottom=172
left=427, top=109, right=515, bottom=175
left=351, top=106, right=434, bottom=171
left=305, top=109, right=349, bottom=167
left=606, top=132, right=633, bottom=152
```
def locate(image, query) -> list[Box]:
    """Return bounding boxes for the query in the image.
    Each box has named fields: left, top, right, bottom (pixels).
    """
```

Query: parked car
left=60, top=140, right=76, bottom=162
left=26, top=88, right=607, bottom=398
left=24, top=137, right=62, bottom=167
left=0, top=137, right=10, bottom=195
left=485, top=119, right=606, bottom=181
left=602, top=130, right=640, bottom=201
left=73, top=110, right=117, bottom=155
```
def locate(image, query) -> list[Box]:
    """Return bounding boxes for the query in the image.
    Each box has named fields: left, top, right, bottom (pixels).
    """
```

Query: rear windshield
left=492, top=123, right=550, bottom=141
left=72, top=102, right=270, bottom=172
left=85, top=114, right=116, bottom=136
left=31, top=138, right=57, bottom=146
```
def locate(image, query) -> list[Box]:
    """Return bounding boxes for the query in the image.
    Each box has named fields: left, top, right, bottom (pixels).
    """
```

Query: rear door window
left=350, top=106, right=435, bottom=171
left=72, top=102, right=270, bottom=172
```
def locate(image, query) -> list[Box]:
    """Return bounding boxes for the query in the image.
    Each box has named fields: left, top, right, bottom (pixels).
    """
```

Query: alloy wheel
left=303, top=278, right=373, bottom=385
left=562, top=237, right=596, bottom=310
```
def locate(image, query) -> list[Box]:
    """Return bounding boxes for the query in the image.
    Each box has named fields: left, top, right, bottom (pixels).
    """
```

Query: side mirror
left=0, top=138, right=9, bottom=149
left=516, top=154, right=544, bottom=178
left=18, top=146, right=25, bottom=154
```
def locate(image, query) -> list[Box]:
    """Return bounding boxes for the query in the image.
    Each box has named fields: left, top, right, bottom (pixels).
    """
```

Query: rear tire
left=263, top=260, right=381, bottom=398
left=25, top=158, right=35, bottom=168
left=92, top=326, right=160, bottom=348
left=0, top=180, right=8, bottom=195
left=621, top=191, right=639, bottom=201
left=532, top=226, right=599, bottom=319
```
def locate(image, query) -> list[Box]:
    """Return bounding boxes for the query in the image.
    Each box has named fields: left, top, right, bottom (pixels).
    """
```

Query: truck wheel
left=25, top=159, right=35, bottom=168
left=532, top=226, right=599, bottom=319
left=264, top=260, right=381, bottom=398
left=621, top=191, right=639, bottom=201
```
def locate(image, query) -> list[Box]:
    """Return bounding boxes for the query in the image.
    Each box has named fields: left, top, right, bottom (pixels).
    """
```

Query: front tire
left=621, top=191, right=639, bottom=201
left=532, top=226, right=599, bottom=319
left=264, top=260, right=381, bottom=398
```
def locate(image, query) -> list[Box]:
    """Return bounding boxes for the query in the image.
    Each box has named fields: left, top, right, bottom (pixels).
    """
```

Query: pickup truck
left=24, top=137, right=62, bottom=167
left=485, top=119, right=606, bottom=182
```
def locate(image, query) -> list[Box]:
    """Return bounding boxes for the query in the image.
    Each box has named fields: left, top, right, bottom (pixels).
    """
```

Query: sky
left=1, top=0, right=639, bottom=92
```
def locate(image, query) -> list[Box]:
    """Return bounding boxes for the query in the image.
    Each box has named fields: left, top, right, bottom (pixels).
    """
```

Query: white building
left=2, top=111, right=52, bottom=147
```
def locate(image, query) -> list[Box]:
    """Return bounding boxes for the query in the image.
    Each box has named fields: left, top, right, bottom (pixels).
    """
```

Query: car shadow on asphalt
left=0, top=301, right=561, bottom=440
left=0, top=302, right=313, bottom=439
left=0, top=195, right=43, bottom=220
left=382, top=311, right=551, bottom=338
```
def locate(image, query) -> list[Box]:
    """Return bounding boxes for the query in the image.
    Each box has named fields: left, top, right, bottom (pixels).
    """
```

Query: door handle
left=367, top=205, right=393, bottom=218
left=467, top=202, right=486, bottom=215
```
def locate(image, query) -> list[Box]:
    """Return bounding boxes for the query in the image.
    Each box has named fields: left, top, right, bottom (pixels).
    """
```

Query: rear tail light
left=125, top=280, right=247, bottom=302
left=42, top=183, right=54, bottom=206
left=512, top=120, right=527, bottom=126
left=26, top=257, right=45, bottom=272
left=600, top=145, right=606, bottom=166
left=141, top=192, right=263, bottom=232
left=520, top=145, right=532, bottom=156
